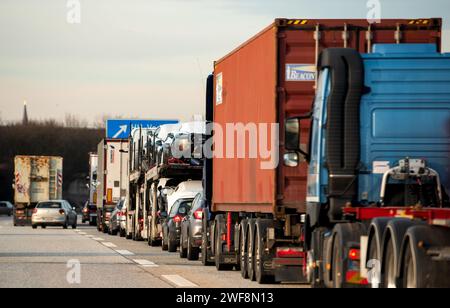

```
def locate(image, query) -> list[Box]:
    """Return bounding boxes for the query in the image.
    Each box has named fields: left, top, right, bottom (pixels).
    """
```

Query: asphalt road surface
left=0, top=215, right=308, bottom=288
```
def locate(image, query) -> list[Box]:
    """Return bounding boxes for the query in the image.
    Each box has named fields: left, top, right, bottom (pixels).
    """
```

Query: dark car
left=0, top=201, right=13, bottom=216
left=180, top=192, right=205, bottom=260
left=162, top=198, right=193, bottom=252
left=82, top=202, right=98, bottom=226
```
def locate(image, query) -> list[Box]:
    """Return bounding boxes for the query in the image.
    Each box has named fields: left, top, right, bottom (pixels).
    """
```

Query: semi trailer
left=202, top=18, right=443, bottom=284
left=13, top=156, right=63, bottom=226
left=96, top=139, right=129, bottom=233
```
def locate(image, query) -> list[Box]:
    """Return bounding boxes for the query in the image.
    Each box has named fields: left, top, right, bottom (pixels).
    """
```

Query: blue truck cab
left=286, top=44, right=450, bottom=288
left=305, top=44, right=450, bottom=224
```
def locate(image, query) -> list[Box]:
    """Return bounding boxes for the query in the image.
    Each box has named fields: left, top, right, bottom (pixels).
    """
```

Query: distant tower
left=22, top=100, right=29, bottom=125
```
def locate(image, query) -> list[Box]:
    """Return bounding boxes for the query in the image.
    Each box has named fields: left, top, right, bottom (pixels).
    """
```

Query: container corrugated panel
left=213, top=18, right=442, bottom=214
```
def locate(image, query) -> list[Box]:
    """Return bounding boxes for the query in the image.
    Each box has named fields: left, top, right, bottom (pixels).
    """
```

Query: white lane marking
left=93, top=237, right=104, bottom=241
left=115, top=249, right=135, bottom=256
left=161, top=275, right=198, bottom=288
left=78, top=232, right=87, bottom=235
left=102, top=242, right=117, bottom=248
left=133, top=259, right=159, bottom=268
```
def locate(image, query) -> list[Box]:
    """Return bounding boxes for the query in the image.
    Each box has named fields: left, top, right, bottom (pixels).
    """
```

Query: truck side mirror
left=284, top=117, right=310, bottom=166
left=285, top=118, right=300, bottom=151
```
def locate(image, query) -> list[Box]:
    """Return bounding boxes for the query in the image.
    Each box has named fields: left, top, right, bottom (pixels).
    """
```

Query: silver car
left=108, top=199, right=126, bottom=236
left=31, top=200, right=78, bottom=229
left=179, top=192, right=205, bottom=260
left=0, top=201, right=13, bottom=216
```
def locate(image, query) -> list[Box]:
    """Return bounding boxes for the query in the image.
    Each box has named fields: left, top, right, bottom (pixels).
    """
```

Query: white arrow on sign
left=113, top=125, right=128, bottom=138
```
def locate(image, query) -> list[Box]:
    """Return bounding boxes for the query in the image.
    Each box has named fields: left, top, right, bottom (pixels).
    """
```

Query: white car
left=167, top=181, right=203, bottom=214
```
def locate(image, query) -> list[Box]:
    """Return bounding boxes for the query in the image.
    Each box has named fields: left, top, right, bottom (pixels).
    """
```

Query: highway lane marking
left=115, top=249, right=135, bottom=256
left=133, top=259, right=159, bottom=268
left=93, top=237, right=104, bottom=241
left=78, top=232, right=87, bottom=235
left=161, top=275, right=198, bottom=288
left=102, top=242, right=117, bottom=248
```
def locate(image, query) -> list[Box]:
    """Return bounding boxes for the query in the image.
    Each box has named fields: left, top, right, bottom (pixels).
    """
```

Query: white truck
left=96, top=139, right=129, bottom=233
left=13, top=156, right=63, bottom=226
left=88, top=153, right=98, bottom=205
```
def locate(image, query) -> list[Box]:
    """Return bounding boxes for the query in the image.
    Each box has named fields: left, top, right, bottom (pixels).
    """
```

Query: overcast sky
left=0, top=0, right=449, bottom=124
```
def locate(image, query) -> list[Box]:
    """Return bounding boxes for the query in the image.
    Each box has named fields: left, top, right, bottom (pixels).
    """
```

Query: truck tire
left=32, top=225, right=37, bottom=229
left=168, top=240, right=177, bottom=253
left=400, top=225, right=450, bottom=288
left=381, top=219, right=422, bottom=288
left=187, top=231, right=200, bottom=261
left=331, top=223, right=366, bottom=288
left=111, top=227, right=118, bottom=236
left=162, top=227, right=169, bottom=251
left=254, top=219, right=275, bottom=284
left=180, top=232, right=187, bottom=258
left=247, top=219, right=256, bottom=281
left=215, top=216, right=234, bottom=271
left=240, top=219, right=249, bottom=279
left=201, top=221, right=214, bottom=266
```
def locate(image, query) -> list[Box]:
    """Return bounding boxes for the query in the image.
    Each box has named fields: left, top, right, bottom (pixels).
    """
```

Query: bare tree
left=65, top=113, right=88, bottom=128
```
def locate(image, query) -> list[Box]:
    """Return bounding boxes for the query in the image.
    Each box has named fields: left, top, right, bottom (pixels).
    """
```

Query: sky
left=0, top=0, right=449, bottom=125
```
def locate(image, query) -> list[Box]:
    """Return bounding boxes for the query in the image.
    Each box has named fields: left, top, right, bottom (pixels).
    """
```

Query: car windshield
left=169, top=200, right=192, bottom=218
left=37, top=202, right=62, bottom=209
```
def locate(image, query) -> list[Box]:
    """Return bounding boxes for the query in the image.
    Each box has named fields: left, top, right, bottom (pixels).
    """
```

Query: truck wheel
left=332, top=234, right=344, bottom=288
left=187, top=232, right=200, bottom=261
left=247, top=219, right=256, bottom=281
left=255, top=220, right=275, bottom=284
left=32, top=225, right=37, bottom=229
left=215, top=216, right=234, bottom=271
left=201, top=222, right=213, bottom=266
left=168, top=240, right=177, bottom=253
left=381, top=219, right=422, bottom=288
left=111, top=227, right=118, bottom=236
left=240, top=219, right=249, bottom=279
left=72, top=223, right=77, bottom=230
left=331, top=223, right=366, bottom=288
left=383, top=238, right=397, bottom=288
left=400, top=225, right=450, bottom=288
left=180, top=232, right=187, bottom=258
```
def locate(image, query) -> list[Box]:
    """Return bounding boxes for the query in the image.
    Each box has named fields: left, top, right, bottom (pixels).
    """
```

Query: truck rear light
left=59, top=209, right=65, bottom=215
left=276, top=247, right=304, bottom=258
left=173, top=215, right=182, bottom=223
left=82, top=208, right=88, bottom=213
left=193, top=209, right=203, bottom=220
left=348, top=248, right=360, bottom=260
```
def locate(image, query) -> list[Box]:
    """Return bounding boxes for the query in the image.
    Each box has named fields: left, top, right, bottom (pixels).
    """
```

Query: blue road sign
left=106, top=119, right=179, bottom=139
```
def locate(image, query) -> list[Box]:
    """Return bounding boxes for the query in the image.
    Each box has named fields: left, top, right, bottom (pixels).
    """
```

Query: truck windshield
left=37, top=202, right=62, bottom=209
